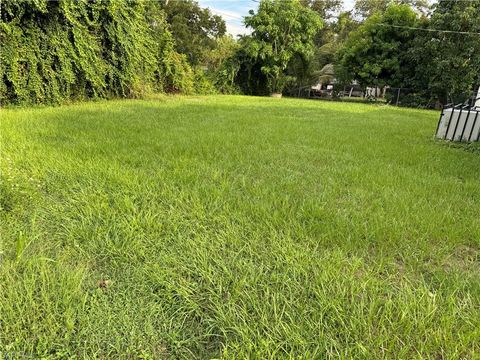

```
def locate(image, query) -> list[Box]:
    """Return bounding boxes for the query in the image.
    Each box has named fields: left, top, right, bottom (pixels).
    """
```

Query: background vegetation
left=1, top=0, right=479, bottom=106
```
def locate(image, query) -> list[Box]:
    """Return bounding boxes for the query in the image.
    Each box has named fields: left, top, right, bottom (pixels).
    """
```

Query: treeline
left=1, top=0, right=479, bottom=107
left=228, top=0, right=480, bottom=106
left=335, top=0, right=480, bottom=106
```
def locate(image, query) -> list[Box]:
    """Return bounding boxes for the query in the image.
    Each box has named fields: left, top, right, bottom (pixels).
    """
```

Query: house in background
left=310, top=64, right=336, bottom=97
left=310, top=63, right=387, bottom=99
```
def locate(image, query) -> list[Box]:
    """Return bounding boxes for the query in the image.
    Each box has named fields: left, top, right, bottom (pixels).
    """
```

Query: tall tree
left=285, top=3, right=358, bottom=92
left=314, top=10, right=358, bottom=70
left=354, top=0, right=429, bottom=19
left=410, top=0, right=480, bottom=103
left=244, top=0, right=322, bottom=95
left=160, top=0, right=226, bottom=65
left=337, top=4, right=418, bottom=89
left=285, top=11, right=358, bottom=92
left=300, top=0, right=342, bottom=20
left=333, top=11, right=360, bottom=42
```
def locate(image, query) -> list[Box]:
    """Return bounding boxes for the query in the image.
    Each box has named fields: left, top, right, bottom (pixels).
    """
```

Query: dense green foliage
left=1, top=96, right=479, bottom=357
left=202, top=36, right=241, bottom=94
left=243, top=0, right=322, bottom=94
left=410, top=0, right=480, bottom=103
left=337, top=4, right=418, bottom=89
left=160, top=0, right=226, bottom=66
left=229, top=37, right=269, bottom=96
left=300, top=0, right=342, bottom=20
left=284, top=2, right=357, bottom=92
left=354, top=0, right=429, bottom=18
left=0, top=0, right=197, bottom=105
left=336, top=0, right=480, bottom=105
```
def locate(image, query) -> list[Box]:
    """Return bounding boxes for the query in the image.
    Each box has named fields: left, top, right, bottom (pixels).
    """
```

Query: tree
left=0, top=0, right=197, bottom=105
left=333, top=11, right=360, bottom=42
left=300, top=0, right=342, bottom=20
left=232, top=36, right=270, bottom=96
left=160, top=0, right=226, bottom=65
left=313, top=11, right=358, bottom=72
left=203, top=36, right=241, bottom=93
left=282, top=9, right=358, bottom=94
left=244, top=0, right=322, bottom=95
left=202, top=36, right=239, bottom=71
left=410, top=0, right=480, bottom=103
left=354, top=0, right=430, bottom=19
left=337, top=4, right=418, bottom=89
left=300, top=1, right=352, bottom=74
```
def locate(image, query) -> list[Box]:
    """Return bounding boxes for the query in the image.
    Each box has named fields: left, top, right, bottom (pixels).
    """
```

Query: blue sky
left=198, top=0, right=356, bottom=36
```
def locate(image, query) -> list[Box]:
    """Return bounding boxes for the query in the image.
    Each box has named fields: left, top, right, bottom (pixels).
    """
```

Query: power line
left=208, top=8, right=244, bottom=20
left=376, top=23, right=480, bottom=35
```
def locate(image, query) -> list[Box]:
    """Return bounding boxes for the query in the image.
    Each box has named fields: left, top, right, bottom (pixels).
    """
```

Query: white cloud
left=226, top=22, right=251, bottom=37
left=206, top=7, right=250, bottom=36
left=199, top=0, right=252, bottom=37
left=209, top=7, right=244, bottom=21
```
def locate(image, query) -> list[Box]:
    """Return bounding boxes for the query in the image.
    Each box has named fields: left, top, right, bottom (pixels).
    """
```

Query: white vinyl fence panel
left=436, top=108, right=480, bottom=142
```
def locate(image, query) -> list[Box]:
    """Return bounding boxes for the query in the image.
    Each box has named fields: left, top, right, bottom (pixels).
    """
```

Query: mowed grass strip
left=1, top=95, right=479, bottom=358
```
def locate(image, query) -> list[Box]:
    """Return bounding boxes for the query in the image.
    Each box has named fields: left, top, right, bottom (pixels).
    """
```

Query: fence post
left=396, top=88, right=400, bottom=106
left=476, top=86, right=480, bottom=108
left=460, top=107, right=471, bottom=141
left=469, top=111, right=479, bottom=142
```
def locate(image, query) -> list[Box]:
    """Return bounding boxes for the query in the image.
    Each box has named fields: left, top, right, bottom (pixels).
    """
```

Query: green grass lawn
left=1, top=95, right=479, bottom=359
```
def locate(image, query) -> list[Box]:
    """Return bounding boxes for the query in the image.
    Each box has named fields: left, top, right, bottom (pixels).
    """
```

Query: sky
left=198, top=0, right=356, bottom=37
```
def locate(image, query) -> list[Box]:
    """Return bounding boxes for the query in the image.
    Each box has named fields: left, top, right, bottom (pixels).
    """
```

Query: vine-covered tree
left=0, top=0, right=196, bottom=105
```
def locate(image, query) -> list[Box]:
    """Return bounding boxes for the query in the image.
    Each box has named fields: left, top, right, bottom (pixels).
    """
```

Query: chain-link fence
left=286, top=84, right=480, bottom=110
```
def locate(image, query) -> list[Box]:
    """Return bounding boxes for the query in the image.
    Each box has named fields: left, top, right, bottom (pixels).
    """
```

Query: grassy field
left=1, top=95, right=479, bottom=359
